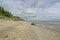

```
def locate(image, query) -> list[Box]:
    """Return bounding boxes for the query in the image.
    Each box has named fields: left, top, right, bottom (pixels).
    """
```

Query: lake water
left=35, top=21, right=60, bottom=31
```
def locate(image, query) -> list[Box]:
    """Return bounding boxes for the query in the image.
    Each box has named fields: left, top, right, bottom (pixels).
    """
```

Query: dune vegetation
left=0, top=6, right=24, bottom=21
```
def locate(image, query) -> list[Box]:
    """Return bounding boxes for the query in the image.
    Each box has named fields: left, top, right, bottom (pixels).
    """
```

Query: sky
left=0, top=0, right=60, bottom=21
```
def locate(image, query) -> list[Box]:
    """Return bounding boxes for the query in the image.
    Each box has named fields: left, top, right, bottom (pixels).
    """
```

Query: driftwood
left=31, top=22, right=35, bottom=25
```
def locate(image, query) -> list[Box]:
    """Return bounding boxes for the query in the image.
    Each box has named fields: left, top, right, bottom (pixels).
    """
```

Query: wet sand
left=0, top=21, right=60, bottom=40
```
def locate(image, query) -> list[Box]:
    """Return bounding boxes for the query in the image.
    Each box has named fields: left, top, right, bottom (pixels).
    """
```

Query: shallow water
left=35, top=21, right=60, bottom=31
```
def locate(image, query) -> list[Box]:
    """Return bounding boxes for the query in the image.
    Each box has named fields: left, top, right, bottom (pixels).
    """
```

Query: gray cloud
left=0, top=0, right=60, bottom=21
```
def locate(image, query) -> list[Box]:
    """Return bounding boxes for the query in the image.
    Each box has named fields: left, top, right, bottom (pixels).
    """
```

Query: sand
left=0, top=21, right=60, bottom=40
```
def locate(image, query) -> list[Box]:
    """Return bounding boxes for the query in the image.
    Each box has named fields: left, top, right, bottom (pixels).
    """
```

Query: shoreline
left=35, top=23, right=60, bottom=32
left=0, top=21, right=60, bottom=40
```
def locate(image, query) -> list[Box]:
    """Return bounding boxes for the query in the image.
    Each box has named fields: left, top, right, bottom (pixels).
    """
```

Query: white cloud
left=46, top=2, right=60, bottom=14
left=44, top=2, right=60, bottom=19
left=0, top=0, right=60, bottom=21
left=25, top=8, right=37, bottom=13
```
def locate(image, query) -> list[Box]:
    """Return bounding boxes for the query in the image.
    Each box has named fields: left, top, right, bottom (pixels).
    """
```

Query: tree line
left=0, top=6, right=24, bottom=21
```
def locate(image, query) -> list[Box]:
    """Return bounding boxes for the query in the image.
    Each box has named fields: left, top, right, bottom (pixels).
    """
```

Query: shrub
left=0, top=6, right=24, bottom=21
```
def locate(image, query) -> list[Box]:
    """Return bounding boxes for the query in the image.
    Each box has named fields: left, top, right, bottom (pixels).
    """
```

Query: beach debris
left=31, top=22, right=35, bottom=25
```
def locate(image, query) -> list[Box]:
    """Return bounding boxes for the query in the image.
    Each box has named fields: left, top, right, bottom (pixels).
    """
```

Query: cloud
left=45, top=2, right=60, bottom=19
left=0, top=0, right=60, bottom=21
left=46, top=2, right=60, bottom=14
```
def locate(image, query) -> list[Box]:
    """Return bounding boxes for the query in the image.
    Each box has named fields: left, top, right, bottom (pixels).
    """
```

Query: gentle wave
left=35, top=21, right=60, bottom=31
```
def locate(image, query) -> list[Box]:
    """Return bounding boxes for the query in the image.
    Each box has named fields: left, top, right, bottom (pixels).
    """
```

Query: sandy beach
left=0, top=21, right=60, bottom=40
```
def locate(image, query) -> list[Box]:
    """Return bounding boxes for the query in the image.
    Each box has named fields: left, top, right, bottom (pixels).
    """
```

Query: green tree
left=0, top=6, right=24, bottom=21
